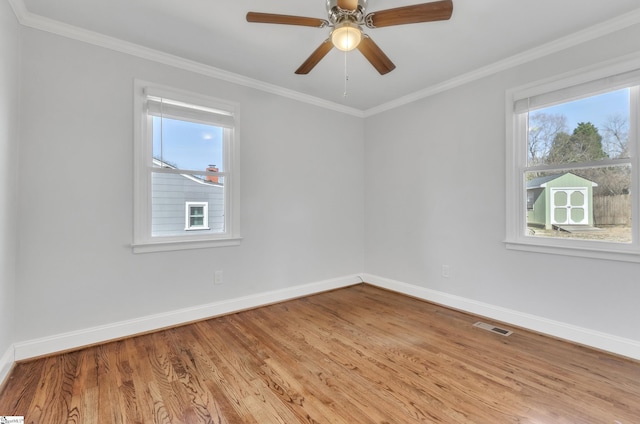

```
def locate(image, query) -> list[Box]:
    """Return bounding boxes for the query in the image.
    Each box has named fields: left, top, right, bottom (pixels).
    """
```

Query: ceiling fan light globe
left=331, top=24, right=362, bottom=51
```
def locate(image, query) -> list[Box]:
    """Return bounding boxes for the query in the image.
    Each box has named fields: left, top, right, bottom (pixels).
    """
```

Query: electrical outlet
left=214, top=270, right=223, bottom=285
left=442, top=264, right=450, bottom=278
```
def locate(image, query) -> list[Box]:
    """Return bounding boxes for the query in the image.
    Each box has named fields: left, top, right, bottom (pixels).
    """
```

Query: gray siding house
left=151, top=160, right=224, bottom=237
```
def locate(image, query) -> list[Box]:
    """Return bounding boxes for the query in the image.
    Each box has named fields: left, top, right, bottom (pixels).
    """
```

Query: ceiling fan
left=246, top=0, right=453, bottom=75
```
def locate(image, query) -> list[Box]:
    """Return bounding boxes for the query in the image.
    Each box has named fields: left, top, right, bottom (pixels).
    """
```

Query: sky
left=153, top=117, right=224, bottom=172
left=540, top=88, right=630, bottom=132
left=150, top=88, right=629, bottom=172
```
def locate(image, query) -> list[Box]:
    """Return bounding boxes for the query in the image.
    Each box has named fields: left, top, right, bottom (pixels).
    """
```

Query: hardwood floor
left=1, top=284, right=639, bottom=423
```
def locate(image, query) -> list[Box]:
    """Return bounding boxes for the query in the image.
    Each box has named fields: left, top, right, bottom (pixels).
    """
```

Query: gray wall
left=15, top=27, right=365, bottom=341
left=0, top=0, right=19, bottom=374
left=364, top=23, right=640, bottom=342
left=4, top=6, right=640, bottom=360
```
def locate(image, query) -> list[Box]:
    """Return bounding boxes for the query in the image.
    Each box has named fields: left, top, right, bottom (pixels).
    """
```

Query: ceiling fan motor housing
left=326, top=0, right=367, bottom=24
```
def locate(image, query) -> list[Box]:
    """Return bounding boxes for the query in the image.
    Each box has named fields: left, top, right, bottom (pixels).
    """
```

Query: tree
left=601, top=114, right=629, bottom=159
left=548, top=122, right=607, bottom=164
left=528, top=112, right=568, bottom=165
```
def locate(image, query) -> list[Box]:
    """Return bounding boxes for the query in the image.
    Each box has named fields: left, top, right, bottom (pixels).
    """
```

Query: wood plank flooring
left=1, top=284, right=639, bottom=423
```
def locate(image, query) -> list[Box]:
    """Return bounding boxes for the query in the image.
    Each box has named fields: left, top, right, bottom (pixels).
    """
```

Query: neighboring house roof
left=152, top=158, right=221, bottom=186
left=526, top=172, right=598, bottom=189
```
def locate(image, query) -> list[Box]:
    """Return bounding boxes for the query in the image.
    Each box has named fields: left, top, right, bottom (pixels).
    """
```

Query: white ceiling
left=14, top=0, right=640, bottom=111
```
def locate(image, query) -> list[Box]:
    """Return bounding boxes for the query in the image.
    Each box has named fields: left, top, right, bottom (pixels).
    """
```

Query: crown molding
left=6, top=0, right=365, bottom=118
left=364, top=7, right=640, bottom=117
left=7, top=0, right=640, bottom=118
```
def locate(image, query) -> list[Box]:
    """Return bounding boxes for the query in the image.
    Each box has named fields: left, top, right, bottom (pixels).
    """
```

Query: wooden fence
left=593, top=194, right=631, bottom=226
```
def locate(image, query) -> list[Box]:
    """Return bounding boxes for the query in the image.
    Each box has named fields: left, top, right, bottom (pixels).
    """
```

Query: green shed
left=526, top=172, right=598, bottom=230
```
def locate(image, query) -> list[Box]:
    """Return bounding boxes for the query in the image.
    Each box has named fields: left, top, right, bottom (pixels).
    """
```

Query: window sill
left=505, top=239, right=640, bottom=263
left=132, top=236, right=242, bottom=254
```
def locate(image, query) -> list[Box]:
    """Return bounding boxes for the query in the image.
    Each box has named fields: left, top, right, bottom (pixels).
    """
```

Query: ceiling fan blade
left=337, top=0, right=358, bottom=10
left=295, top=39, right=334, bottom=74
left=357, top=35, right=396, bottom=75
left=246, top=12, right=328, bottom=28
left=364, top=0, right=453, bottom=28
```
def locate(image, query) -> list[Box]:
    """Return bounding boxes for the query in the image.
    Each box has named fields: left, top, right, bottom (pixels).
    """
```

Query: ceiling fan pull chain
left=343, top=49, right=349, bottom=98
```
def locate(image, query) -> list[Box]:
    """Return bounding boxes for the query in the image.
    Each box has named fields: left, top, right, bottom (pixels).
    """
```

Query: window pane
left=152, top=117, right=224, bottom=172
left=152, top=172, right=224, bottom=236
left=527, top=89, right=630, bottom=166
left=190, top=216, right=204, bottom=226
left=525, top=165, right=631, bottom=243
left=190, top=206, right=204, bottom=217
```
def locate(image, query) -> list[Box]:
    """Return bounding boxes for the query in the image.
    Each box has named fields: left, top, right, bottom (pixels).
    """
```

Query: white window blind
left=133, top=80, right=242, bottom=253
left=514, top=68, right=640, bottom=114
left=144, top=88, right=235, bottom=129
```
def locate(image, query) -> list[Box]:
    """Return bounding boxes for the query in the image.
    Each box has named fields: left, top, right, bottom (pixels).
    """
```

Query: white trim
left=505, top=55, right=640, bottom=262
left=0, top=345, right=15, bottom=387
left=132, top=236, right=243, bottom=253
left=362, top=273, right=640, bottom=361
left=505, top=239, right=640, bottom=263
left=6, top=0, right=364, bottom=118
left=512, top=55, right=640, bottom=105
left=365, top=9, right=640, bottom=116
left=7, top=272, right=640, bottom=369
left=133, top=80, right=241, bottom=253
left=12, top=275, right=361, bottom=360
left=7, top=0, right=640, bottom=117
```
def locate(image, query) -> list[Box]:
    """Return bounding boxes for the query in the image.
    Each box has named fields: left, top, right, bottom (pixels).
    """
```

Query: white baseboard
left=13, top=274, right=361, bottom=361
left=9, top=272, right=638, bottom=371
left=0, top=345, right=15, bottom=387
left=363, top=273, right=640, bottom=361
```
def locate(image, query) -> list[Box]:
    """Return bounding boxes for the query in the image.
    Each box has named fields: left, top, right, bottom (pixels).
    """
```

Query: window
left=186, top=202, right=209, bottom=230
left=506, top=58, right=640, bottom=262
left=133, top=81, right=241, bottom=253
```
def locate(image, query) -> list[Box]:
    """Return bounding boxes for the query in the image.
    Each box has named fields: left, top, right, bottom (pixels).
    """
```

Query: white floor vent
left=473, top=322, right=513, bottom=336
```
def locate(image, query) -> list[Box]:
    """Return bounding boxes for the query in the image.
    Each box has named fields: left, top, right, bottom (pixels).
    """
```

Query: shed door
left=550, top=188, right=588, bottom=225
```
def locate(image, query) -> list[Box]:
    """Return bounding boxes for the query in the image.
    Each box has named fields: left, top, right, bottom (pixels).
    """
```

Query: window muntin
left=150, top=113, right=226, bottom=238
left=524, top=165, right=632, bottom=243
left=133, top=81, right=241, bottom=253
left=524, top=89, right=632, bottom=243
left=506, top=61, right=640, bottom=261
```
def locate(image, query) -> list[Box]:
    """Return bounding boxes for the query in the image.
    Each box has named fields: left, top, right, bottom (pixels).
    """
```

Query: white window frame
left=133, top=80, right=241, bottom=253
left=505, top=55, right=640, bottom=262
left=185, top=202, right=209, bottom=231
